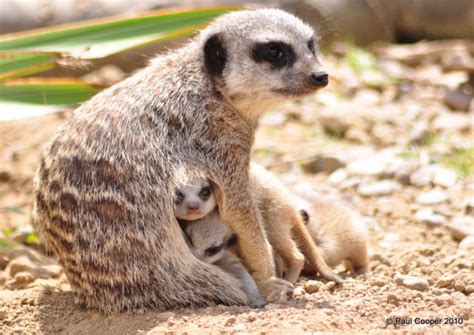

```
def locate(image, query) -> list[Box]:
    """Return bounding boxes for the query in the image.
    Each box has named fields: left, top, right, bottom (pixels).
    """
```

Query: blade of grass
left=0, top=52, right=59, bottom=80
left=0, top=7, right=237, bottom=59
left=0, top=78, right=103, bottom=119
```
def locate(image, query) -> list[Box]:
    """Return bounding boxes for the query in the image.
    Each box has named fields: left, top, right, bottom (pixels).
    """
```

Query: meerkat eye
left=226, top=234, right=238, bottom=247
left=307, top=38, right=316, bottom=55
left=205, top=245, right=222, bottom=257
left=175, top=191, right=184, bottom=205
left=265, top=45, right=284, bottom=61
left=199, top=186, right=212, bottom=200
left=252, top=42, right=295, bottom=69
left=300, top=209, right=310, bottom=224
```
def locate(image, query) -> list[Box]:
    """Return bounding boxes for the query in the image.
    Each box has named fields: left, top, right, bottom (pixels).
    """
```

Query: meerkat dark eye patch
left=252, top=42, right=296, bottom=69
left=205, top=245, right=223, bottom=257
left=299, top=209, right=310, bottom=224
left=227, top=233, right=238, bottom=247
left=204, top=33, right=227, bottom=76
left=199, top=186, right=212, bottom=200
left=307, top=38, right=316, bottom=55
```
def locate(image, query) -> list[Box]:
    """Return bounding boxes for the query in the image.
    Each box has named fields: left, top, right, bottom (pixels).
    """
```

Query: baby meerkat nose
left=310, top=71, right=329, bottom=87
left=188, top=202, right=200, bottom=211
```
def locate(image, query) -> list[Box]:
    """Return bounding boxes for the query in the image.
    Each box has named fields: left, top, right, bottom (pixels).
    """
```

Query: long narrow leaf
left=0, top=52, right=58, bottom=80
left=0, top=78, right=102, bottom=120
left=0, top=7, right=237, bottom=59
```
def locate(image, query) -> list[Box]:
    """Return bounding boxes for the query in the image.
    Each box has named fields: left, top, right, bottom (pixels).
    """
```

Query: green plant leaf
left=0, top=7, right=237, bottom=59
left=0, top=78, right=102, bottom=119
left=0, top=52, right=58, bottom=80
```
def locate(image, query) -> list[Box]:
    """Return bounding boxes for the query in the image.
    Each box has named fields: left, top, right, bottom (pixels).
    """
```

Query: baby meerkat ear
left=204, top=33, right=227, bottom=76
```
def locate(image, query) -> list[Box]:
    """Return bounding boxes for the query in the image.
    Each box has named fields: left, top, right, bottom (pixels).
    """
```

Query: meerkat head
left=174, top=177, right=217, bottom=221
left=200, top=9, right=327, bottom=117
left=183, top=210, right=238, bottom=264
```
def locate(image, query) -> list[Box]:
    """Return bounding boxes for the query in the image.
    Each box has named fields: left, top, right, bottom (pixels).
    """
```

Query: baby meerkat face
left=174, top=178, right=216, bottom=221
left=183, top=210, right=238, bottom=264
left=202, top=9, right=327, bottom=116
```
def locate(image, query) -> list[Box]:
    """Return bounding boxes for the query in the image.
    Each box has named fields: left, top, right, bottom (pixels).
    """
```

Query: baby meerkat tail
left=291, top=214, right=343, bottom=284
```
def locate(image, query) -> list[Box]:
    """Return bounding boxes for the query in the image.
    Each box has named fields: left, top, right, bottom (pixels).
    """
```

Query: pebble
left=415, top=190, right=448, bottom=205
left=6, top=256, right=35, bottom=277
left=448, top=216, right=474, bottom=241
left=264, top=303, right=281, bottom=310
left=437, top=274, right=455, bottom=288
left=414, top=208, right=447, bottom=226
left=433, top=112, right=472, bottom=132
left=357, top=180, right=401, bottom=197
left=409, top=167, right=434, bottom=187
left=225, top=317, right=237, bottom=326
left=409, top=124, right=430, bottom=145
left=156, top=311, right=175, bottom=322
left=395, top=273, right=429, bottom=291
left=458, top=236, right=474, bottom=252
left=321, top=281, right=337, bottom=292
left=465, top=285, right=474, bottom=295
left=329, top=169, right=348, bottom=184
left=293, top=286, right=305, bottom=297
left=301, top=156, right=345, bottom=174
left=304, top=280, right=323, bottom=294
left=433, top=168, right=457, bottom=187
left=0, top=308, right=6, bottom=320
left=433, top=294, right=453, bottom=306
left=347, top=156, right=387, bottom=177
left=444, top=89, right=472, bottom=111
left=233, top=323, right=247, bottom=331
left=386, top=293, right=399, bottom=305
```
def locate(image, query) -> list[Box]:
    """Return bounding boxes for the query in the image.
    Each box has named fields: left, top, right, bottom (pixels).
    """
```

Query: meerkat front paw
left=257, top=277, right=294, bottom=303
left=249, top=294, right=267, bottom=309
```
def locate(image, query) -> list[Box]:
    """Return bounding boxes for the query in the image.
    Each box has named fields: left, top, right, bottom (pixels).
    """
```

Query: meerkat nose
left=188, top=202, right=200, bottom=211
left=310, top=71, right=329, bottom=87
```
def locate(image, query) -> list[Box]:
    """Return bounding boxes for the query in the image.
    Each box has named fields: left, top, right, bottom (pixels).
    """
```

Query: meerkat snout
left=310, top=71, right=329, bottom=87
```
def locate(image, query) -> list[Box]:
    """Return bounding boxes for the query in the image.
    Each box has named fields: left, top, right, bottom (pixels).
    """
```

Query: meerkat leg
left=292, top=216, right=343, bottom=283
left=348, top=243, right=369, bottom=275
left=215, top=252, right=266, bottom=308
left=270, top=231, right=305, bottom=284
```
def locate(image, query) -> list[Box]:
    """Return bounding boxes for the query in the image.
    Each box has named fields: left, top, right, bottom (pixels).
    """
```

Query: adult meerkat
left=33, top=9, right=328, bottom=312
left=175, top=165, right=342, bottom=284
left=297, top=195, right=369, bottom=275
left=181, top=210, right=266, bottom=308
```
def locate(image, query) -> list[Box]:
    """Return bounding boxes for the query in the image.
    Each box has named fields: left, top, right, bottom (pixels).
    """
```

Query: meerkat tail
left=291, top=216, right=343, bottom=284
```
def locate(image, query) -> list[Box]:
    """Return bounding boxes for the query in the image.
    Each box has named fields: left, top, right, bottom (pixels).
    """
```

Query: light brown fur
left=33, top=9, right=327, bottom=312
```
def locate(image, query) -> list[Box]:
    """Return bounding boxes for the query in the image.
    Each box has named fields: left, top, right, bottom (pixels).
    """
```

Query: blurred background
left=0, top=1, right=473, bottom=332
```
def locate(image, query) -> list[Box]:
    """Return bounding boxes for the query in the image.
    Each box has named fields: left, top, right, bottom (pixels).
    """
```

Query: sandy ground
left=1, top=40, right=473, bottom=333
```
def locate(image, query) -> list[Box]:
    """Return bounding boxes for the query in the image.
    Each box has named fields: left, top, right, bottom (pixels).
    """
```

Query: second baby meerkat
left=175, top=164, right=342, bottom=285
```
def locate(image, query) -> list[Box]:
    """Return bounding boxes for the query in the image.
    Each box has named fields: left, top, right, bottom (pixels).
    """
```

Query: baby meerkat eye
left=307, top=38, right=316, bottom=55
left=199, top=186, right=212, bottom=200
left=175, top=191, right=184, bottom=205
left=205, top=245, right=222, bottom=257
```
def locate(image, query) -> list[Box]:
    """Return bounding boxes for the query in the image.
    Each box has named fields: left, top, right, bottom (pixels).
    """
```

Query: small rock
left=329, top=169, right=348, bottom=184
left=434, top=294, right=453, bottom=306
left=347, top=157, right=387, bottom=177
left=304, top=280, right=323, bottom=294
left=7, top=256, right=35, bottom=276
left=444, top=90, right=472, bottom=112
left=264, top=303, right=281, bottom=310
left=454, top=283, right=466, bottom=293
left=437, top=274, right=455, bottom=288
left=414, top=208, right=447, bottom=226
left=247, top=312, right=257, bottom=322
left=433, top=113, right=472, bottom=133
left=386, top=293, right=399, bottom=305
left=458, top=236, right=474, bottom=252
left=225, top=317, right=237, bottom=326
left=371, top=253, right=392, bottom=266
left=301, top=156, right=345, bottom=174
left=409, top=167, right=435, bottom=187
left=465, top=285, right=474, bottom=295
left=293, top=286, right=305, bottom=297
left=433, top=168, right=457, bottom=187
left=357, top=180, right=401, bottom=197
left=0, top=308, right=7, bottom=320
left=379, top=233, right=400, bottom=249
left=464, top=198, right=474, bottom=215
left=415, top=190, right=448, bottom=205
left=233, top=323, right=247, bottom=331
left=156, top=311, right=175, bottom=322
left=395, top=273, right=429, bottom=291
left=409, top=124, right=431, bottom=145
left=448, top=216, right=474, bottom=241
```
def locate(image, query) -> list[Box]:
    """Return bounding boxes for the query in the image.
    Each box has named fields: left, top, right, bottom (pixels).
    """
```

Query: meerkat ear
left=204, top=33, right=227, bottom=76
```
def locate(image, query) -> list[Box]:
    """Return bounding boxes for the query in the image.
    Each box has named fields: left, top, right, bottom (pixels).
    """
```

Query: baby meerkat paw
left=257, top=277, right=294, bottom=303
left=249, top=294, right=267, bottom=309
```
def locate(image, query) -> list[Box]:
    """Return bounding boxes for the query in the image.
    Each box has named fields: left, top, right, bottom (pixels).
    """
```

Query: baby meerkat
left=34, top=9, right=328, bottom=311
left=176, top=165, right=342, bottom=285
left=174, top=178, right=216, bottom=221
left=297, top=195, right=369, bottom=275
left=181, top=210, right=266, bottom=308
